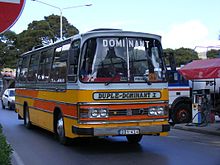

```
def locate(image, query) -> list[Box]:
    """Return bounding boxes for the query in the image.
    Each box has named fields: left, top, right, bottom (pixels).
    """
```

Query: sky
left=9, top=0, right=220, bottom=51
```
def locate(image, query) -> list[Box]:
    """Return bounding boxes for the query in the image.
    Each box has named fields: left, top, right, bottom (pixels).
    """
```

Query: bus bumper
left=72, top=124, right=170, bottom=136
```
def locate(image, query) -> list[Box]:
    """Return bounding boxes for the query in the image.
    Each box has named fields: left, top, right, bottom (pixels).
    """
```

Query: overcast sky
left=9, top=0, right=220, bottom=51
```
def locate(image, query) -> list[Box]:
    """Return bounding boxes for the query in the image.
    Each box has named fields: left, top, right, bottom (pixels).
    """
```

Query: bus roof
left=20, top=29, right=161, bottom=57
left=81, top=29, right=161, bottom=40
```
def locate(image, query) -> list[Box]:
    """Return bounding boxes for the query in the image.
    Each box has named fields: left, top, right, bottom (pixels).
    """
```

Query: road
left=0, top=108, right=220, bottom=165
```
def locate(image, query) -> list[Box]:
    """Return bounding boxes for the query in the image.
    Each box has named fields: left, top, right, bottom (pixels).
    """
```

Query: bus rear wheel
left=126, top=135, right=143, bottom=143
left=24, top=106, right=32, bottom=129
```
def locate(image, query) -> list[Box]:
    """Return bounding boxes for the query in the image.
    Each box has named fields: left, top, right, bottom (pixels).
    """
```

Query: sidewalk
left=173, top=116, right=220, bottom=136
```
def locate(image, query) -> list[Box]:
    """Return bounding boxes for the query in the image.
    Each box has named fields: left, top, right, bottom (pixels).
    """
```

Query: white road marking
left=12, top=150, right=25, bottom=165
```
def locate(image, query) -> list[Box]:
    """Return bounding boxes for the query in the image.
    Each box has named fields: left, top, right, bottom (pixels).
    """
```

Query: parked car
left=1, top=88, right=15, bottom=110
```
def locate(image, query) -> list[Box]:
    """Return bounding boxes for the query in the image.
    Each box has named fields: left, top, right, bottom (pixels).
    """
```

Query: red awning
left=178, top=58, right=220, bottom=80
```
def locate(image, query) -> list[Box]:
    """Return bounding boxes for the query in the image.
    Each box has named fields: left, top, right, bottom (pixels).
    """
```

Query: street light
left=31, top=0, right=92, bottom=40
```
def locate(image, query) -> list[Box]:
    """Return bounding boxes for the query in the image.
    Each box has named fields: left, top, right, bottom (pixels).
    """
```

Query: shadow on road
left=23, top=125, right=169, bottom=165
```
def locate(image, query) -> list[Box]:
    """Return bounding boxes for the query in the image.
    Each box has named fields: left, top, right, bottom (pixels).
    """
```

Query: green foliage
left=206, top=49, right=220, bottom=58
left=16, top=14, right=79, bottom=53
left=44, top=14, right=79, bottom=39
left=0, top=14, right=79, bottom=68
left=0, top=31, right=19, bottom=69
left=0, top=124, right=13, bottom=165
left=164, top=47, right=199, bottom=67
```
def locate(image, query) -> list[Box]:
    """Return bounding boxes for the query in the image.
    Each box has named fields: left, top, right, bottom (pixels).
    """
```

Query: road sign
left=0, top=0, right=26, bottom=34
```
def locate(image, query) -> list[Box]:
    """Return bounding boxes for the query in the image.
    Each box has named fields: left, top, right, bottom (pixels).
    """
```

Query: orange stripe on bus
left=16, top=89, right=39, bottom=98
left=33, top=100, right=55, bottom=112
left=60, top=104, right=78, bottom=117
left=33, top=99, right=78, bottom=117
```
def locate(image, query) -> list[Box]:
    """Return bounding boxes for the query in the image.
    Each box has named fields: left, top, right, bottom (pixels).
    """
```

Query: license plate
left=119, top=129, right=140, bottom=135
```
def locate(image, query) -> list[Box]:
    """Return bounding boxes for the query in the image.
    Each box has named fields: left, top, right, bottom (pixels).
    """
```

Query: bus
left=15, top=29, right=170, bottom=144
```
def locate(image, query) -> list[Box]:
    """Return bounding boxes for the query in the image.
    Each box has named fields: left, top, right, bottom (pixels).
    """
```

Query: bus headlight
left=148, top=106, right=166, bottom=116
left=90, top=109, right=98, bottom=118
left=89, top=108, right=109, bottom=118
left=100, top=109, right=108, bottom=117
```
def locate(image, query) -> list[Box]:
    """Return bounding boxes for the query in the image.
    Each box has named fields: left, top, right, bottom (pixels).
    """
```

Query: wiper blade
left=105, top=73, right=118, bottom=86
left=145, top=79, right=152, bottom=85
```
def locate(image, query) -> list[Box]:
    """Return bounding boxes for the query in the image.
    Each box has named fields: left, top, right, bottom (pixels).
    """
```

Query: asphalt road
left=0, top=108, right=220, bottom=165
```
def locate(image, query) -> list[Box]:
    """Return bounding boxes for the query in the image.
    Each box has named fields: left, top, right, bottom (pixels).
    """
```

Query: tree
left=206, top=49, right=220, bottom=58
left=0, top=31, right=19, bottom=69
left=45, top=14, right=79, bottom=40
left=164, top=47, right=198, bottom=67
left=16, top=14, right=79, bottom=53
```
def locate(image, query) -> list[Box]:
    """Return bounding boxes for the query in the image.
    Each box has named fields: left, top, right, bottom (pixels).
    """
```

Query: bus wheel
left=173, top=104, right=191, bottom=124
left=126, top=135, right=143, bottom=143
left=56, top=113, right=68, bottom=145
left=24, top=106, right=32, bottom=129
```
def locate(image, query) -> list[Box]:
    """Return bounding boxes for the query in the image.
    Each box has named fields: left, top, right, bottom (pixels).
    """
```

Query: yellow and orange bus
left=15, top=29, right=170, bottom=144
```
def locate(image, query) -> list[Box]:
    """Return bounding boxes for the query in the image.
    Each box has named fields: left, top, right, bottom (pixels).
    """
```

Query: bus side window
left=50, top=44, right=69, bottom=83
left=16, top=58, right=22, bottom=82
left=68, top=40, right=80, bottom=82
left=27, top=53, right=39, bottom=82
left=19, top=56, right=29, bottom=82
left=37, top=49, right=53, bottom=82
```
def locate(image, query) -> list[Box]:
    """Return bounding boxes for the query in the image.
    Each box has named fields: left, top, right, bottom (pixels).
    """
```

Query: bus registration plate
left=119, top=129, right=140, bottom=135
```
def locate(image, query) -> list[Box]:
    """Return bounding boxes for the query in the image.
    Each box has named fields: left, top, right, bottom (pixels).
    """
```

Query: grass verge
left=0, top=124, right=13, bottom=165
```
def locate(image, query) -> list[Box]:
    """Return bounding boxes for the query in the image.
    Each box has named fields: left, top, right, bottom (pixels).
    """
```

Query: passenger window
left=27, top=53, right=39, bottom=82
left=50, top=44, right=69, bottom=83
left=19, top=56, right=29, bottom=82
left=37, top=49, right=53, bottom=82
left=68, top=40, right=80, bottom=82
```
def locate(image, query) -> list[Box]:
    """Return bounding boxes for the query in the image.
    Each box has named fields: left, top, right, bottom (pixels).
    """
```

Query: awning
left=178, top=58, right=220, bottom=80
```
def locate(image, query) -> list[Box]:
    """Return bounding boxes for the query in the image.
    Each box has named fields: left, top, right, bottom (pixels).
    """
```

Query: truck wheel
left=126, top=135, right=143, bottom=143
left=173, top=104, right=191, bottom=124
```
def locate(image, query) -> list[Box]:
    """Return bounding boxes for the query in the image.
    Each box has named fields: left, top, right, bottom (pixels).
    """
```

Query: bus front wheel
left=126, top=135, right=143, bottom=143
left=56, top=113, right=69, bottom=145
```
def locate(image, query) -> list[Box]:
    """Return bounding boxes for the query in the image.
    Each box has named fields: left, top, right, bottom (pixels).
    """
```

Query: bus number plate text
left=119, top=129, right=140, bottom=135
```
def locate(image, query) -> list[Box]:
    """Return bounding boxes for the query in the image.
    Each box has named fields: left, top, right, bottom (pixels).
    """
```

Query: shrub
left=0, top=124, right=13, bottom=165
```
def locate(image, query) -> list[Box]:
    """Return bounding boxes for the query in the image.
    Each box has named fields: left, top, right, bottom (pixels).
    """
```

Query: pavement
left=173, top=116, right=220, bottom=136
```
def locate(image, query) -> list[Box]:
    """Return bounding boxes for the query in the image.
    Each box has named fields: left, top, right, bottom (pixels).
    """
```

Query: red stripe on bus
left=168, top=88, right=190, bottom=91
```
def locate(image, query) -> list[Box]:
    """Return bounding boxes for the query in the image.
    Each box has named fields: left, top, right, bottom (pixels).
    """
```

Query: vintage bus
left=15, top=29, right=170, bottom=144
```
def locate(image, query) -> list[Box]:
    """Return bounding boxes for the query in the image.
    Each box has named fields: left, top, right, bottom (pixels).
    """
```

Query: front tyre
left=126, top=135, right=143, bottom=143
left=56, top=113, right=69, bottom=145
